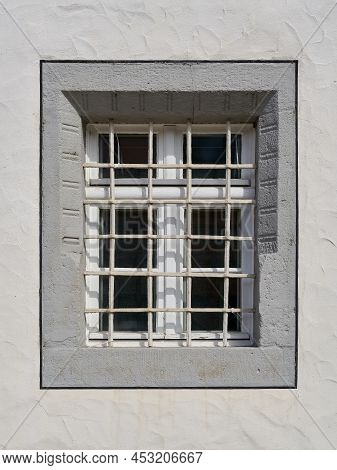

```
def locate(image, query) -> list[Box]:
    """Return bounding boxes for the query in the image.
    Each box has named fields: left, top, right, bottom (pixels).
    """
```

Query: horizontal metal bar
left=85, top=307, right=254, bottom=313
left=85, top=271, right=255, bottom=278
left=90, top=178, right=251, bottom=187
left=83, top=198, right=256, bottom=205
left=84, top=234, right=254, bottom=241
left=87, top=122, right=254, bottom=133
left=84, top=163, right=256, bottom=169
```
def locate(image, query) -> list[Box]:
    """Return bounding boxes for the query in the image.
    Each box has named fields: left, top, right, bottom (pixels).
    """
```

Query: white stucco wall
left=0, top=0, right=336, bottom=449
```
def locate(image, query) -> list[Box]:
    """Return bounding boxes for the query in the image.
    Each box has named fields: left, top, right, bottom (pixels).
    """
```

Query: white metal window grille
left=84, top=123, right=255, bottom=347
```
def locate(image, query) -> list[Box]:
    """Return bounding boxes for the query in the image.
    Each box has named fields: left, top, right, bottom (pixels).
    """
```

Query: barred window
left=84, top=123, right=255, bottom=347
left=41, top=61, right=297, bottom=388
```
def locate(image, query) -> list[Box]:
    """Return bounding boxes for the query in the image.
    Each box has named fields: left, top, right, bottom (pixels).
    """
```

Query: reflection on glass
left=98, top=207, right=157, bottom=332
left=99, top=209, right=110, bottom=268
left=116, top=208, right=148, bottom=268
left=190, top=277, right=240, bottom=331
left=99, top=208, right=157, bottom=269
left=189, top=209, right=241, bottom=268
left=114, top=276, right=148, bottom=331
left=99, top=134, right=157, bottom=179
left=183, top=134, right=241, bottom=179
left=99, top=276, right=156, bottom=332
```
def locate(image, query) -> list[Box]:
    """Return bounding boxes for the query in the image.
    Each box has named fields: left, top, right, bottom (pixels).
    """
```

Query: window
left=85, top=123, right=255, bottom=347
left=41, top=61, right=297, bottom=388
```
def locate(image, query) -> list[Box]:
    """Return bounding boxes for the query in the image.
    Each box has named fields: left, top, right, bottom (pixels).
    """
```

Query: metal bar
left=90, top=178, right=251, bottom=187
left=83, top=163, right=256, bottom=169
left=186, top=121, right=192, bottom=347
left=108, top=121, right=115, bottom=345
left=84, top=234, right=254, bottom=241
left=85, top=307, right=255, bottom=313
left=223, top=122, right=231, bottom=347
left=85, top=271, right=255, bottom=278
left=84, top=199, right=255, bottom=205
left=147, top=123, right=154, bottom=347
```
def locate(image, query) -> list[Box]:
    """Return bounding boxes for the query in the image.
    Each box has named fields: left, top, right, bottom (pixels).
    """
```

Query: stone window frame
left=40, top=60, right=298, bottom=388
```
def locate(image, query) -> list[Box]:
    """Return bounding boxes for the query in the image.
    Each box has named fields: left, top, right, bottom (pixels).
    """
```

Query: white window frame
left=84, top=123, right=255, bottom=347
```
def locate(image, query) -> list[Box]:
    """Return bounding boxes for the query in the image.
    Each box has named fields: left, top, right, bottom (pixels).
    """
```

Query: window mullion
left=147, top=122, right=154, bottom=347
left=186, top=121, right=192, bottom=347
left=108, top=121, right=115, bottom=345
left=223, top=122, right=231, bottom=347
left=162, top=126, right=184, bottom=336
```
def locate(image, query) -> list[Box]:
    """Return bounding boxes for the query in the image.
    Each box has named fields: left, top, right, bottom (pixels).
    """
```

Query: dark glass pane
left=114, top=276, right=147, bottom=331
left=99, top=134, right=157, bottom=179
left=115, top=209, right=157, bottom=268
left=99, top=276, right=156, bottom=332
left=192, top=209, right=225, bottom=235
left=189, top=208, right=241, bottom=269
left=183, top=134, right=241, bottom=179
left=99, top=134, right=110, bottom=179
left=191, top=277, right=240, bottom=331
left=99, top=276, right=109, bottom=331
left=191, top=239, right=225, bottom=268
left=116, top=208, right=147, bottom=268
left=230, top=208, right=241, bottom=269
left=116, top=208, right=148, bottom=234
left=191, top=277, right=223, bottom=330
left=99, top=208, right=157, bottom=269
left=228, top=279, right=241, bottom=331
left=191, top=135, right=225, bottom=179
left=231, top=135, right=242, bottom=179
left=115, top=134, right=148, bottom=179
left=99, top=209, right=110, bottom=268
left=191, top=209, right=225, bottom=268
left=115, top=239, right=147, bottom=268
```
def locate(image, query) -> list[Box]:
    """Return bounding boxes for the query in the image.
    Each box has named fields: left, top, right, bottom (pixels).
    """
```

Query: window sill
left=87, top=339, right=253, bottom=348
left=89, top=331, right=249, bottom=340
left=88, top=331, right=252, bottom=347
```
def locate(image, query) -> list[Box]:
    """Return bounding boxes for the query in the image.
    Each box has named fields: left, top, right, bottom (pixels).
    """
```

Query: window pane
left=183, top=134, right=241, bottom=179
left=114, top=276, right=148, bottom=331
left=99, top=276, right=109, bottom=331
left=191, top=238, right=225, bottom=268
left=191, top=277, right=222, bottom=330
left=99, top=134, right=157, bottom=179
left=191, top=277, right=240, bottom=331
left=115, top=208, right=147, bottom=268
left=228, top=278, right=241, bottom=331
left=192, top=208, right=225, bottom=235
left=98, top=134, right=110, bottom=179
left=114, top=208, right=157, bottom=268
left=99, top=209, right=110, bottom=268
left=191, top=135, right=225, bottom=179
left=189, top=209, right=241, bottom=269
left=230, top=208, right=241, bottom=269
left=99, top=208, right=156, bottom=269
left=191, top=209, right=225, bottom=269
left=230, top=135, right=242, bottom=179
left=99, top=276, right=151, bottom=332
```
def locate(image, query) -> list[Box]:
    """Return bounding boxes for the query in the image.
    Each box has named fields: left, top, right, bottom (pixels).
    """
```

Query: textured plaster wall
left=0, top=0, right=336, bottom=449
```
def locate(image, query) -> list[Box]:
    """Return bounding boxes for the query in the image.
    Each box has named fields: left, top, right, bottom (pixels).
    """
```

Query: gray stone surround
left=41, top=61, right=297, bottom=388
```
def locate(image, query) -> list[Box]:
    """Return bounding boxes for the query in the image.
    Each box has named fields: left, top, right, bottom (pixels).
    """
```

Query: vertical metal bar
left=108, top=121, right=115, bottom=345
left=186, top=121, right=192, bottom=347
left=147, top=122, right=154, bottom=347
left=223, top=122, right=231, bottom=347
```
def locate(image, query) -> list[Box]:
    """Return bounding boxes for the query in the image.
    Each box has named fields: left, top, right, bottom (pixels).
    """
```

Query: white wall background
left=0, top=0, right=336, bottom=449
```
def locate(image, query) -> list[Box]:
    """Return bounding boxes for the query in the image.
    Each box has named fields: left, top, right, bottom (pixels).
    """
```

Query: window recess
left=84, top=122, right=255, bottom=347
